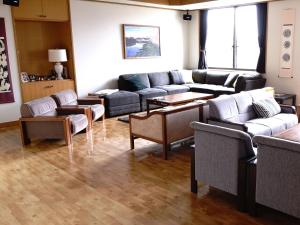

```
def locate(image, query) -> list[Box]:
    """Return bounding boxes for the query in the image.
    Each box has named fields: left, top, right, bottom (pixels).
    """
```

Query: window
left=206, top=5, right=259, bottom=70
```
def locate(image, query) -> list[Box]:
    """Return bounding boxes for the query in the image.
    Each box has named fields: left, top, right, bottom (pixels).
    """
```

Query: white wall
left=70, top=0, right=188, bottom=97
left=187, top=10, right=199, bottom=69
left=0, top=3, right=21, bottom=123
left=266, top=0, right=300, bottom=104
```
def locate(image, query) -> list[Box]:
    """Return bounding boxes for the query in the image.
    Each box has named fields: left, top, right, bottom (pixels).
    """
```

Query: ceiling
left=84, top=0, right=276, bottom=10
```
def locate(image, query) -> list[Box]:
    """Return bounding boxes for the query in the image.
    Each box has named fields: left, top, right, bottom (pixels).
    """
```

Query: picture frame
left=20, top=72, right=29, bottom=83
left=123, top=24, right=161, bottom=59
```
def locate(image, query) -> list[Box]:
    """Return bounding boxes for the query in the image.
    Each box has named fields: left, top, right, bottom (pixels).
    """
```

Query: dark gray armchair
left=249, top=135, right=300, bottom=218
left=190, top=122, right=256, bottom=211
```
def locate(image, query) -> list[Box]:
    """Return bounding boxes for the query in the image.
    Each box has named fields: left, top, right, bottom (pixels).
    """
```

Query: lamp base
left=54, top=62, right=64, bottom=80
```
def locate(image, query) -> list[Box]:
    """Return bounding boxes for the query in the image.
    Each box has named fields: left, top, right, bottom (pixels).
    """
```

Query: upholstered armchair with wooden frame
left=190, top=122, right=256, bottom=211
left=52, top=90, right=105, bottom=128
left=129, top=101, right=206, bottom=160
left=19, top=96, right=89, bottom=146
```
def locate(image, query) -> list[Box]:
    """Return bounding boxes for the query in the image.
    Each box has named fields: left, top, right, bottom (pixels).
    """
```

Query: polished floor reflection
left=0, top=119, right=298, bottom=225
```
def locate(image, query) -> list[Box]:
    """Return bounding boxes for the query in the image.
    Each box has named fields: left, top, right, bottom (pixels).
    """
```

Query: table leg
left=147, top=102, right=150, bottom=114
left=191, top=147, right=198, bottom=193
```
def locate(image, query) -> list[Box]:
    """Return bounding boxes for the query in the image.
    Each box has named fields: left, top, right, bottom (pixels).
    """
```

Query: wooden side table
left=274, top=93, right=296, bottom=106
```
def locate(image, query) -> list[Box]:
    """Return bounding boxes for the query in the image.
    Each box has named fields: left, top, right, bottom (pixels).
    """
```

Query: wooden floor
left=0, top=118, right=298, bottom=225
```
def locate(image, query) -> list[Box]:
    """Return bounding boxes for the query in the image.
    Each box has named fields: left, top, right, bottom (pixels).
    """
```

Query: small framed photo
left=20, top=72, right=29, bottom=83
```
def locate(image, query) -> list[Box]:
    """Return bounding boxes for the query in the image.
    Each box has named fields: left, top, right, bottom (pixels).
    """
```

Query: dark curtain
left=256, top=3, right=268, bottom=73
left=198, top=10, right=208, bottom=69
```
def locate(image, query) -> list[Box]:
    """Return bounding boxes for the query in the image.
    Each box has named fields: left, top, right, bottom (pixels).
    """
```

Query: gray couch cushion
left=232, top=92, right=256, bottom=122
left=21, top=96, right=58, bottom=118
left=245, top=122, right=272, bottom=136
left=135, top=88, right=167, bottom=101
left=187, top=83, right=235, bottom=96
left=208, top=95, right=239, bottom=121
left=206, top=71, right=230, bottom=85
left=148, top=72, right=170, bottom=87
left=90, top=104, right=105, bottom=121
left=104, top=91, right=140, bottom=107
left=118, top=73, right=150, bottom=91
left=69, top=114, right=88, bottom=134
left=272, top=113, right=298, bottom=129
left=246, top=117, right=286, bottom=136
left=169, top=70, right=184, bottom=85
left=155, top=85, right=189, bottom=95
left=192, top=70, right=206, bottom=83
left=52, top=89, right=77, bottom=106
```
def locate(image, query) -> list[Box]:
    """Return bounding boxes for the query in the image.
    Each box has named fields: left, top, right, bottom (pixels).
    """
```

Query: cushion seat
left=90, top=104, right=105, bottom=121
left=135, top=88, right=167, bottom=111
left=69, top=114, right=88, bottom=134
left=155, top=85, right=190, bottom=95
left=104, top=91, right=141, bottom=117
left=186, top=83, right=235, bottom=96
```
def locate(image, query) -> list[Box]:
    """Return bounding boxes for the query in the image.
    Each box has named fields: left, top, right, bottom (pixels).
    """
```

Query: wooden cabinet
left=13, top=0, right=69, bottom=21
left=21, top=80, right=75, bottom=102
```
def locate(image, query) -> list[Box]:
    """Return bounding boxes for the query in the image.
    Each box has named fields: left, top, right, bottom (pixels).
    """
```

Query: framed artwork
left=0, top=17, right=14, bottom=104
left=123, top=24, right=161, bottom=59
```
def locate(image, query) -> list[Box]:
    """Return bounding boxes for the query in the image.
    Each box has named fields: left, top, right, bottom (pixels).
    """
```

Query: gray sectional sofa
left=104, top=70, right=266, bottom=117
left=207, top=88, right=298, bottom=137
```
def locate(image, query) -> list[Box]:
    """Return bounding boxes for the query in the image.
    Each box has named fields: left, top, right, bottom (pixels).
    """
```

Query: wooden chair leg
left=64, top=118, right=72, bottom=146
left=130, top=135, right=135, bottom=149
left=237, top=159, right=248, bottom=212
left=191, top=148, right=198, bottom=193
left=163, top=143, right=169, bottom=160
left=19, top=120, right=30, bottom=146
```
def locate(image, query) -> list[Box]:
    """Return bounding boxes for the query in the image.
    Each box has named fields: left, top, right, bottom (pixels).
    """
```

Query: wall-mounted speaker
left=3, top=0, right=19, bottom=7
left=183, top=11, right=192, bottom=21
left=279, top=9, right=295, bottom=78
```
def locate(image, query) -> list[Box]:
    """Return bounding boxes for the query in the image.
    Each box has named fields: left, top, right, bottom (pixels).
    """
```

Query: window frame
left=206, top=5, right=258, bottom=71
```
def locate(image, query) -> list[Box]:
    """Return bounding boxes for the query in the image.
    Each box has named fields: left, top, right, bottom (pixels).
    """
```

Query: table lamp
left=48, top=49, right=67, bottom=80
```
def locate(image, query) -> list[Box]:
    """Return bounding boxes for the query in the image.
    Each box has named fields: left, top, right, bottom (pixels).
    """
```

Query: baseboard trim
left=0, top=121, right=19, bottom=128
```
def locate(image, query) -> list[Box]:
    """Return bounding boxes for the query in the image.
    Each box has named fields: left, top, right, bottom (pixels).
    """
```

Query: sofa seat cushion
left=272, top=113, right=298, bottom=129
left=187, top=83, right=235, bottom=96
left=245, top=122, right=272, bottom=136
left=155, top=85, right=190, bottom=94
left=245, top=117, right=288, bottom=136
left=104, top=91, right=140, bottom=107
left=69, top=114, right=88, bottom=134
left=148, top=72, right=171, bottom=87
left=90, top=104, right=105, bottom=121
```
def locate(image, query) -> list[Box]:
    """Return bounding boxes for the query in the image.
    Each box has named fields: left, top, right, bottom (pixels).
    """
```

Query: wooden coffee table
left=274, top=123, right=300, bottom=142
left=146, top=92, right=214, bottom=114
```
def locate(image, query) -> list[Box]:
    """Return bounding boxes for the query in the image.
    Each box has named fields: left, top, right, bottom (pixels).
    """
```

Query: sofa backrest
left=148, top=72, right=171, bottom=87
left=21, top=96, right=58, bottom=118
left=52, top=89, right=78, bottom=106
left=118, top=73, right=150, bottom=91
left=208, top=88, right=273, bottom=123
left=192, top=70, right=233, bottom=86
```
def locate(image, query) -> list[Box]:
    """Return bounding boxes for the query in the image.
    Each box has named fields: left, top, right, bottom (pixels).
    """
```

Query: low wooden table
left=274, top=123, right=300, bottom=142
left=146, top=92, right=214, bottom=114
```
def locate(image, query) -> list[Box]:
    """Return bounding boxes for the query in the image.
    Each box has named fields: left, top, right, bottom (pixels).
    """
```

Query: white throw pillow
left=180, top=70, right=194, bottom=84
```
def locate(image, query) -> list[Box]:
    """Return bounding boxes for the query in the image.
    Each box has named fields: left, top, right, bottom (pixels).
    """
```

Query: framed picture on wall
left=123, top=24, right=161, bottom=59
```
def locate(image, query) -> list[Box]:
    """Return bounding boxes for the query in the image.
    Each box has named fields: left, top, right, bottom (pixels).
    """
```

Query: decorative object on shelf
left=123, top=24, right=161, bottom=59
left=48, top=49, right=67, bottom=80
left=0, top=18, right=14, bottom=104
left=279, top=9, right=296, bottom=78
left=20, top=72, right=29, bottom=83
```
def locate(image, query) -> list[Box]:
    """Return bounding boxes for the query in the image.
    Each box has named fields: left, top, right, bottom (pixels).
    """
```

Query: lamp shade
left=48, top=49, right=67, bottom=62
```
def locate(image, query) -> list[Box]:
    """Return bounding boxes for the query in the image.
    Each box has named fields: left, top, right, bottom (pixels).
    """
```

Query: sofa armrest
left=208, top=119, right=248, bottom=132
left=77, top=97, right=104, bottom=105
left=235, top=77, right=266, bottom=93
left=280, top=104, right=296, bottom=114
left=20, top=116, right=68, bottom=122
